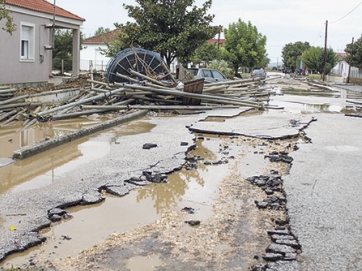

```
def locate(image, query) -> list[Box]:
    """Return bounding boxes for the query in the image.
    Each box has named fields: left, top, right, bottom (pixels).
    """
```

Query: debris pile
left=0, top=48, right=281, bottom=132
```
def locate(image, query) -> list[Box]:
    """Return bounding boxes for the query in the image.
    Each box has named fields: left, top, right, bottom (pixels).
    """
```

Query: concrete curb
left=12, top=110, right=148, bottom=160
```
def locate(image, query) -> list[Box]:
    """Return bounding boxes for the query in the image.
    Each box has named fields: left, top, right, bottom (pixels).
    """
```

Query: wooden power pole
left=322, top=20, right=328, bottom=81
left=347, top=37, right=354, bottom=84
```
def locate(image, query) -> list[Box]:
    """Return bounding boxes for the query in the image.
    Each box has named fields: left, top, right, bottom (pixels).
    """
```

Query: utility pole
left=217, top=25, right=222, bottom=60
left=322, top=20, right=328, bottom=81
left=347, top=37, right=354, bottom=84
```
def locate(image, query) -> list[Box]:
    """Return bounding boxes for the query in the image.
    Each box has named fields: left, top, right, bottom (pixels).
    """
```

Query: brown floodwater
left=0, top=119, right=155, bottom=195
left=1, top=134, right=258, bottom=269
left=0, top=117, right=108, bottom=161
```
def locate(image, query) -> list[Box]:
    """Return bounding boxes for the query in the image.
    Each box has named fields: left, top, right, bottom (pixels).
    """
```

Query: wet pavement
left=0, top=78, right=362, bottom=270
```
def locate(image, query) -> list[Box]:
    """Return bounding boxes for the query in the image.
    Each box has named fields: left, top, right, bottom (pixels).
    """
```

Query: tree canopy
left=302, top=46, right=337, bottom=75
left=94, top=27, right=111, bottom=37
left=222, top=19, right=267, bottom=75
left=179, top=40, right=220, bottom=66
left=0, top=0, right=16, bottom=34
left=345, top=36, right=362, bottom=69
left=282, top=41, right=310, bottom=72
left=106, top=0, right=219, bottom=66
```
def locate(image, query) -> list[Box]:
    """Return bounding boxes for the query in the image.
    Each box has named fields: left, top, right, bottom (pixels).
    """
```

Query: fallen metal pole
left=0, top=94, right=29, bottom=106
left=205, top=77, right=263, bottom=87
left=87, top=79, right=110, bottom=87
left=1, top=108, right=27, bottom=127
left=81, top=104, right=231, bottom=110
left=0, top=88, right=17, bottom=94
left=123, top=84, right=263, bottom=108
left=116, top=72, right=140, bottom=84
left=51, top=109, right=113, bottom=120
left=128, top=69, right=168, bottom=87
left=160, top=61, right=178, bottom=85
left=0, top=102, right=42, bottom=111
left=36, top=87, right=126, bottom=118
left=0, top=109, right=17, bottom=122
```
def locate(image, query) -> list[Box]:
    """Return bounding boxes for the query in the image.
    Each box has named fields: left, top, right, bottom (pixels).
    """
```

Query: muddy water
left=0, top=120, right=155, bottom=195
left=1, top=135, right=245, bottom=269
left=0, top=118, right=111, bottom=161
left=268, top=98, right=358, bottom=114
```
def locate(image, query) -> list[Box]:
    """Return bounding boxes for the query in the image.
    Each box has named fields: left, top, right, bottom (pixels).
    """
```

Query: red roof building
left=4, top=0, right=85, bottom=21
left=208, top=38, right=225, bottom=47
left=1, top=0, right=84, bottom=85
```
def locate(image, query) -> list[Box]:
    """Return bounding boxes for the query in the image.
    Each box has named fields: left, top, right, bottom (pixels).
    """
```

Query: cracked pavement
left=1, top=79, right=362, bottom=270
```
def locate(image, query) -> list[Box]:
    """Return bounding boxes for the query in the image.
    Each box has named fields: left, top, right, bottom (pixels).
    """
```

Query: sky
left=55, top=0, right=362, bottom=65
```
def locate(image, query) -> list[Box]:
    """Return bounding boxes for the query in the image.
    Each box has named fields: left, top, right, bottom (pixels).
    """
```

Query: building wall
left=331, top=61, right=362, bottom=81
left=80, top=44, right=110, bottom=72
left=0, top=12, right=52, bottom=86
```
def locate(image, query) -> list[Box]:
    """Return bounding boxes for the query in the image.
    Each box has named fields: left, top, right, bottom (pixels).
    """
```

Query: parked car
left=187, top=68, right=229, bottom=82
left=251, top=69, right=266, bottom=79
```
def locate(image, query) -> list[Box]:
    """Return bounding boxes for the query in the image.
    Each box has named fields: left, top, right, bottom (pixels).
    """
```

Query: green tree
left=100, top=30, right=125, bottom=57
left=94, top=27, right=111, bottom=37
left=222, top=19, right=267, bottom=75
left=180, top=41, right=219, bottom=66
left=208, top=59, right=233, bottom=78
left=345, top=36, right=362, bottom=68
left=302, top=46, right=337, bottom=75
left=0, top=0, right=16, bottom=34
left=52, top=29, right=84, bottom=71
left=106, top=0, right=219, bottom=66
left=281, top=41, right=310, bottom=72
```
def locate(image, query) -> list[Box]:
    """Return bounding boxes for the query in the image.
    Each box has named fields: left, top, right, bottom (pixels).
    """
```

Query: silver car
left=187, top=68, right=229, bottom=82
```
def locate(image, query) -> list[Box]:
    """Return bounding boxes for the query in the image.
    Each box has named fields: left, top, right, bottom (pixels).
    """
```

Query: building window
left=20, top=23, right=35, bottom=61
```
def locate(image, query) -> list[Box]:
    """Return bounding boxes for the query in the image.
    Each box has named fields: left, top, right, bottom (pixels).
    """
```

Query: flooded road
left=1, top=132, right=260, bottom=268
left=0, top=117, right=108, bottom=163
left=0, top=79, right=361, bottom=270
left=0, top=120, right=155, bottom=195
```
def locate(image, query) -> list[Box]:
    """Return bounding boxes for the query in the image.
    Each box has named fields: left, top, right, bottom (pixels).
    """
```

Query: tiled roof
left=208, top=38, right=225, bottom=46
left=335, top=52, right=348, bottom=60
left=5, top=0, right=85, bottom=21
left=83, top=30, right=121, bottom=44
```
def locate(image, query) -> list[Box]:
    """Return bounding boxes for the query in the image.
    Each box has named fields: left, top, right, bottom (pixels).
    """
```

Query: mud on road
left=1, top=77, right=360, bottom=270
left=21, top=132, right=305, bottom=271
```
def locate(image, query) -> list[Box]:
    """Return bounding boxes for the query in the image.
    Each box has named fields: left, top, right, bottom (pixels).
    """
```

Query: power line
left=331, top=0, right=362, bottom=23
left=311, top=23, right=325, bottom=46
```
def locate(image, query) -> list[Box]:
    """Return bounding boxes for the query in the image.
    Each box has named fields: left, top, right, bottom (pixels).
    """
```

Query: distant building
left=0, top=0, right=84, bottom=86
left=81, top=30, right=120, bottom=71
left=80, top=30, right=224, bottom=72
left=208, top=38, right=225, bottom=47
left=330, top=52, right=362, bottom=82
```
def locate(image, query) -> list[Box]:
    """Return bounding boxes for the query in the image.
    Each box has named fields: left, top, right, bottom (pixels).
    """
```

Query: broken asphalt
left=1, top=82, right=362, bottom=270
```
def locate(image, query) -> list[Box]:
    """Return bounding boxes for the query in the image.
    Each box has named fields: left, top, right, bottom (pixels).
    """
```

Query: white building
left=80, top=30, right=120, bottom=72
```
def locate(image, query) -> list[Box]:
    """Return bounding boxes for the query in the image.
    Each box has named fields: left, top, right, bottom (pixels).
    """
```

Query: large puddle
left=0, top=117, right=110, bottom=166
left=0, top=120, right=155, bottom=195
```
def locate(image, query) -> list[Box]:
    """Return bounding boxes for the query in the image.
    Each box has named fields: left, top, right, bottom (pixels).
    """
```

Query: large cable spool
left=104, top=48, right=172, bottom=84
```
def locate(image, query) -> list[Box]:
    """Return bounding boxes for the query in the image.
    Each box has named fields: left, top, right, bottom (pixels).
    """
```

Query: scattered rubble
left=0, top=47, right=282, bottom=137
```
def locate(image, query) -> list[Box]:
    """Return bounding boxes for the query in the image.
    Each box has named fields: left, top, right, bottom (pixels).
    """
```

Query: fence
left=349, top=69, right=362, bottom=79
left=80, top=59, right=109, bottom=72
